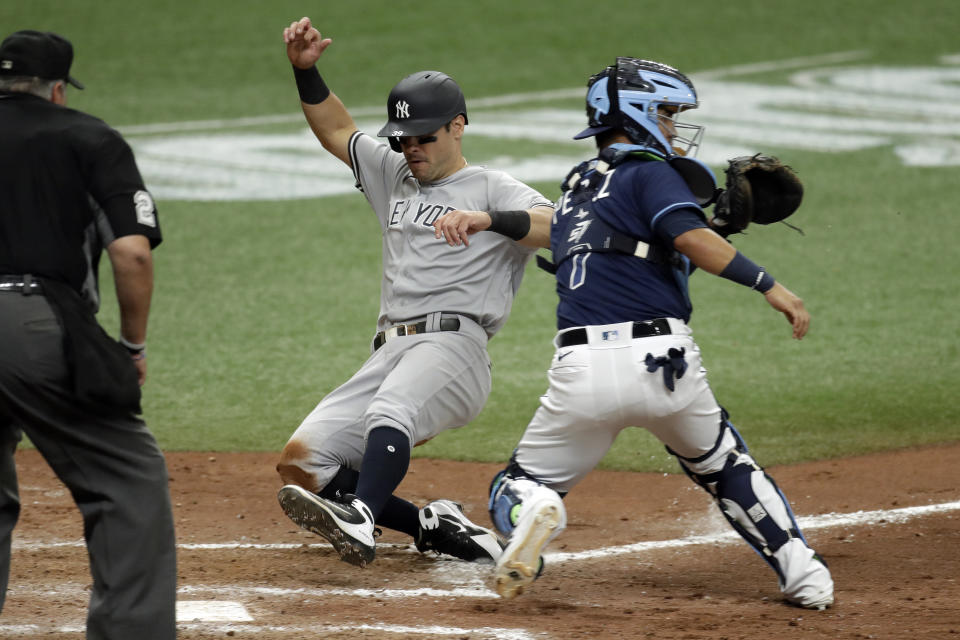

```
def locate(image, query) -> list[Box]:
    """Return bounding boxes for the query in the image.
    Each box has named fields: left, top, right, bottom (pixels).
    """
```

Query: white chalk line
left=174, top=623, right=540, bottom=640
left=13, top=498, right=958, bottom=555
left=551, top=498, right=960, bottom=563
left=117, top=88, right=587, bottom=135
left=2, top=589, right=533, bottom=639
left=5, top=581, right=493, bottom=601
left=694, top=50, right=870, bottom=80
left=0, top=621, right=538, bottom=640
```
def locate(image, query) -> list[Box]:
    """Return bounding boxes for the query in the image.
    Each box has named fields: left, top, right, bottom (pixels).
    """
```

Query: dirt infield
left=4, top=442, right=960, bottom=639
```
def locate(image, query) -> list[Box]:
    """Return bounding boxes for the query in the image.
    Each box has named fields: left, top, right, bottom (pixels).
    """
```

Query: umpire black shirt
left=0, top=90, right=161, bottom=301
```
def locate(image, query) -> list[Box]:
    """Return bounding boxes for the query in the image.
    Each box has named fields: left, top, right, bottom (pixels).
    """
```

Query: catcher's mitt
left=711, top=154, right=803, bottom=235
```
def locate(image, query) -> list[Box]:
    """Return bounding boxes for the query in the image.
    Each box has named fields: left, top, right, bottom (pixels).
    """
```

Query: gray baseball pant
left=0, top=293, right=177, bottom=640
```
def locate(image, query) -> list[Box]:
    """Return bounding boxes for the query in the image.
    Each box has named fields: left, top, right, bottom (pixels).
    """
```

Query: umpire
left=0, top=31, right=176, bottom=638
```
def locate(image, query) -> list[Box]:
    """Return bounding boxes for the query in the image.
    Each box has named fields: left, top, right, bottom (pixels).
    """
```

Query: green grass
left=5, top=0, right=958, bottom=124
left=5, top=0, right=959, bottom=471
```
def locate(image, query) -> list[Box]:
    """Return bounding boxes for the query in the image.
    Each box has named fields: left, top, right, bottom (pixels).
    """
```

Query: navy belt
left=0, top=275, right=43, bottom=295
left=558, top=318, right=672, bottom=347
left=373, top=316, right=461, bottom=351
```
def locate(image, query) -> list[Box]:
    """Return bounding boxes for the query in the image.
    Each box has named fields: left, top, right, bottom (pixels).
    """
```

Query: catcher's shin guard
left=674, top=420, right=808, bottom=584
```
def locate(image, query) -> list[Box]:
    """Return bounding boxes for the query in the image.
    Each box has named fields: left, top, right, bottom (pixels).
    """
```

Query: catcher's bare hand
left=283, top=17, right=332, bottom=69
left=763, top=282, right=810, bottom=340
left=433, top=210, right=492, bottom=247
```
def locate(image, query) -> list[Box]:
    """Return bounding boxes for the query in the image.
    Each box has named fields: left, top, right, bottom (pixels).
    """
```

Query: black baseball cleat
left=416, top=499, right=504, bottom=563
left=278, top=485, right=376, bottom=567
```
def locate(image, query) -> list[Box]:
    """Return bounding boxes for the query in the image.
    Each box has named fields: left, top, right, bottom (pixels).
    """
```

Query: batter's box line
left=175, top=622, right=542, bottom=639
left=0, top=621, right=539, bottom=640
left=177, top=582, right=492, bottom=600
left=10, top=539, right=419, bottom=551
left=5, top=580, right=494, bottom=601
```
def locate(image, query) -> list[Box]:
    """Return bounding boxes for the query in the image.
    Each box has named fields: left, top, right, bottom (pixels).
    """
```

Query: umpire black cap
left=377, top=70, right=468, bottom=151
left=0, top=30, right=84, bottom=89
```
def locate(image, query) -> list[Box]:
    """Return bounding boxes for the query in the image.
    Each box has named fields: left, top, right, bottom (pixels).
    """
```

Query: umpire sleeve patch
left=134, top=190, right=158, bottom=228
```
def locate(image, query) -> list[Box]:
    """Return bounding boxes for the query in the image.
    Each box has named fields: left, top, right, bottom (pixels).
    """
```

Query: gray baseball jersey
left=282, top=132, right=553, bottom=489
left=347, top=131, right=553, bottom=337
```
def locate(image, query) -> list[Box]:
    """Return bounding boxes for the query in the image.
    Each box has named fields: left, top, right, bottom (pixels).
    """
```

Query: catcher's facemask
left=656, top=107, right=704, bottom=157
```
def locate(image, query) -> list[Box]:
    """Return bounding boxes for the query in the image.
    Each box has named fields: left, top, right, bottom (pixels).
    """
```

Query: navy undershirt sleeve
left=654, top=207, right=709, bottom=244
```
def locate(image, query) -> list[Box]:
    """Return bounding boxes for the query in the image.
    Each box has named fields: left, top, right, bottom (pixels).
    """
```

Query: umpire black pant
left=0, top=291, right=177, bottom=639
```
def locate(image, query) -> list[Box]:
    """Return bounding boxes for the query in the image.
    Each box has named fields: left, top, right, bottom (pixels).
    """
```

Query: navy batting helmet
left=377, top=70, right=468, bottom=152
left=574, top=57, right=702, bottom=157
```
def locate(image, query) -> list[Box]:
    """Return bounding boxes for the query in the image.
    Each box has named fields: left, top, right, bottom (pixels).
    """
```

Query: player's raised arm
left=283, top=17, right=358, bottom=166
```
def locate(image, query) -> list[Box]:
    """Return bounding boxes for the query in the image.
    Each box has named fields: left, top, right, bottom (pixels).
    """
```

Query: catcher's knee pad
left=675, top=417, right=805, bottom=576
left=488, top=461, right=567, bottom=537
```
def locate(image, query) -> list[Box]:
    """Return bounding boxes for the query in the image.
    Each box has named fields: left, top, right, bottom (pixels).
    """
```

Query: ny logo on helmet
left=395, top=100, right=410, bottom=119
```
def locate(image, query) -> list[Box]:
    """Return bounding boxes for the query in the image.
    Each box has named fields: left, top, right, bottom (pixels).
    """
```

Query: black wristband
left=292, top=65, right=330, bottom=104
left=487, top=210, right=530, bottom=241
left=719, top=251, right=776, bottom=293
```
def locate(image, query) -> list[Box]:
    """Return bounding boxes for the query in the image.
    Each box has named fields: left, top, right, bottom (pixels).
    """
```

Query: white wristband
left=119, top=336, right=146, bottom=353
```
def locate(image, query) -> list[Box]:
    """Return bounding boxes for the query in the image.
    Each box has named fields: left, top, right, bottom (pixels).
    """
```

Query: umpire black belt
left=0, top=275, right=43, bottom=295
left=557, top=318, right=672, bottom=347
left=373, top=316, right=461, bottom=351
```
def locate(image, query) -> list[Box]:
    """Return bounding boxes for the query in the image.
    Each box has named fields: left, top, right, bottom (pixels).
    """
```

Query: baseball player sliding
left=434, top=57, right=834, bottom=609
left=275, top=17, right=554, bottom=568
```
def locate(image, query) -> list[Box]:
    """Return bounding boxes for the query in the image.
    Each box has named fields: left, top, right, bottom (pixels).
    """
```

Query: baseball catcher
left=466, top=57, right=833, bottom=610
left=710, top=153, right=803, bottom=236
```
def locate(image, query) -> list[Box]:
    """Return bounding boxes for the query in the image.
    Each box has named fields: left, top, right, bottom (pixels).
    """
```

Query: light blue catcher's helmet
left=574, top=57, right=704, bottom=158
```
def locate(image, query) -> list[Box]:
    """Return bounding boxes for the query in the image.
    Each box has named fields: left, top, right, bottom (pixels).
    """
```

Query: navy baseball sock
left=355, top=426, right=411, bottom=520
left=376, top=498, right=420, bottom=538
left=318, top=466, right=360, bottom=500
left=319, top=465, right=419, bottom=537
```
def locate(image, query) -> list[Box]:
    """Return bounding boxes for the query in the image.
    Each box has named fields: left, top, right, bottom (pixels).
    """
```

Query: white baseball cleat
left=776, top=538, right=835, bottom=610
left=494, top=490, right=565, bottom=599
left=277, top=485, right=376, bottom=567
left=416, top=499, right=504, bottom=563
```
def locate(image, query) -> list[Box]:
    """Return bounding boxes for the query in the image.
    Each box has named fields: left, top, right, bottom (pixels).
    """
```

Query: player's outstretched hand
left=763, top=282, right=810, bottom=339
left=433, top=210, right=492, bottom=247
left=283, top=17, right=332, bottom=69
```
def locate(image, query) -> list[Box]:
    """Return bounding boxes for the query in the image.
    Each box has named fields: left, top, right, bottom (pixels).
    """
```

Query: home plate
left=176, top=600, right=253, bottom=622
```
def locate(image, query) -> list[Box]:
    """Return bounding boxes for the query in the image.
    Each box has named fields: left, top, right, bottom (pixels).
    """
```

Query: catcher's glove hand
left=711, top=154, right=803, bottom=236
